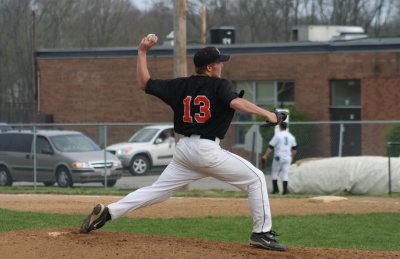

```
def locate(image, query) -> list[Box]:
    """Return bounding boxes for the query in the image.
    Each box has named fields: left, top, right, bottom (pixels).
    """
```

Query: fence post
left=33, top=125, right=37, bottom=191
left=338, top=123, right=344, bottom=157
left=387, top=142, right=392, bottom=196
left=251, top=131, right=256, bottom=165
left=103, top=125, right=108, bottom=189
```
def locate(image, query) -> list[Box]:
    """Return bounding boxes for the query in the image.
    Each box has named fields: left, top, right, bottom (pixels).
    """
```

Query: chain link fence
left=1, top=121, right=399, bottom=190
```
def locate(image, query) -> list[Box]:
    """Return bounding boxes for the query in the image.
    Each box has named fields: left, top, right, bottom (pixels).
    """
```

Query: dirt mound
left=1, top=228, right=399, bottom=259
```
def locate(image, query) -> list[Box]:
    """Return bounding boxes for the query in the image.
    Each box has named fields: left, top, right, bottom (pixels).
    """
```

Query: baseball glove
left=261, top=111, right=288, bottom=127
left=261, top=156, right=267, bottom=169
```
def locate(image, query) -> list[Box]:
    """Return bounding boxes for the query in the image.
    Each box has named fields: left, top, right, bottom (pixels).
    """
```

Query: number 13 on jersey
left=183, top=96, right=211, bottom=123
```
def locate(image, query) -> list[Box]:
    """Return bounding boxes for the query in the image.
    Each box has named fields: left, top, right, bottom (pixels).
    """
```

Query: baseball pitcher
left=80, top=34, right=287, bottom=251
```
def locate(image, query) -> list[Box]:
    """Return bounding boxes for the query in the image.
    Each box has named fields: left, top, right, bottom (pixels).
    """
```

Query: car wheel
left=102, top=180, right=117, bottom=187
left=56, top=167, right=73, bottom=188
left=0, top=165, right=12, bottom=186
left=129, top=155, right=150, bottom=175
left=43, top=181, right=55, bottom=187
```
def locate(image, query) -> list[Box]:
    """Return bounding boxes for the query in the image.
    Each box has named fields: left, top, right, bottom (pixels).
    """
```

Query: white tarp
left=288, top=156, right=400, bottom=195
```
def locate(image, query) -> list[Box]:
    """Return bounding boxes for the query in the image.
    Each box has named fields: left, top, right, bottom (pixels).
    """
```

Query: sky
left=131, top=0, right=156, bottom=10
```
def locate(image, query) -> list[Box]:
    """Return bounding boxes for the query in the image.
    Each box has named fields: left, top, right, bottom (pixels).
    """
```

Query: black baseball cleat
left=80, top=204, right=110, bottom=233
left=249, top=231, right=286, bottom=251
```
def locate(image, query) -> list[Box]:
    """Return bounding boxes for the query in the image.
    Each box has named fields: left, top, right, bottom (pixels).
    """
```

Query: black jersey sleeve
left=216, top=79, right=238, bottom=106
left=145, top=79, right=175, bottom=106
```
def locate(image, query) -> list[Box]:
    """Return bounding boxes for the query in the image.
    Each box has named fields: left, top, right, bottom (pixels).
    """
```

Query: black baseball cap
left=193, top=47, right=230, bottom=67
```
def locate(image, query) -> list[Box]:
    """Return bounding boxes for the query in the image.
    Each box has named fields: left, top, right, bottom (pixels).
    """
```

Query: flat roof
left=36, top=38, right=400, bottom=59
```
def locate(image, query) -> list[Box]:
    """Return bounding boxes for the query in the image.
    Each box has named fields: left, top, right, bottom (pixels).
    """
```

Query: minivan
left=0, top=130, right=123, bottom=187
left=0, top=122, right=12, bottom=132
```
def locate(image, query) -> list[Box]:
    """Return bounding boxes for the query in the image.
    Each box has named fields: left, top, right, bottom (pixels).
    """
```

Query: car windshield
left=0, top=123, right=12, bottom=131
left=129, top=128, right=159, bottom=143
left=50, top=134, right=100, bottom=152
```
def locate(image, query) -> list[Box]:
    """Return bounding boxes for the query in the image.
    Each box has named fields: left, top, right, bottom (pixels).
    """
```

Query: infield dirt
left=0, top=194, right=399, bottom=259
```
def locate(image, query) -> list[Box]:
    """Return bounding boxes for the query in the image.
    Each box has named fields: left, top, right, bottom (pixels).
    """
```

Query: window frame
left=233, top=80, right=295, bottom=146
left=330, top=79, right=361, bottom=108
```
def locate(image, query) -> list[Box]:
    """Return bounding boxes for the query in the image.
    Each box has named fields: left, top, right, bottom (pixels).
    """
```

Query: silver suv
left=0, top=130, right=122, bottom=187
left=107, top=125, right=175, bottom=175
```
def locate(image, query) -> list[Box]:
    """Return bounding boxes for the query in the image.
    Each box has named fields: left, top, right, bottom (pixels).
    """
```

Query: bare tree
left=1, top=0, right=400, bottom=122
left=0, top=0, right=35, bottom=122
left=34, top=0, right=140, bottom=48
left=138, top=1, right=174, bottom=45
left=311, top=0, right=394, bottom=34
left=34, top=0, right=78, bottom=48
left=379, top=0, right=399, bottom=36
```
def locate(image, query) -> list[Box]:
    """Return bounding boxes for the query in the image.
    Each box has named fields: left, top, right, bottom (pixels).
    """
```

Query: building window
left=233, top=80, right=294, bottom=145
left=278, top=81, right=294, bottom=103
left=330, top=80, right=360, bottom=107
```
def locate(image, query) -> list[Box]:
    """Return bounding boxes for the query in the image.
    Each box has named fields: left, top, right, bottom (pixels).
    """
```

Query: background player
left=80, top=34, right=287, bottom=251
left=261, top=122, right=297, bottom=194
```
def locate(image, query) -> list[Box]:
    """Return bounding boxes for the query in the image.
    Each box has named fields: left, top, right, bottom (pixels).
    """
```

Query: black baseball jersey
left=146, top=75, right=238, bottom=139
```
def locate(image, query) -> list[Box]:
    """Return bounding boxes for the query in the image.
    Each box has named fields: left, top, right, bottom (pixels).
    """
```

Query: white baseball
left=146, top=34, right=156, bottom=41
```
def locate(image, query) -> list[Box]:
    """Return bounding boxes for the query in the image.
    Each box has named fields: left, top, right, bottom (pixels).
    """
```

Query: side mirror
left=155, top=138, right=163, bottom=144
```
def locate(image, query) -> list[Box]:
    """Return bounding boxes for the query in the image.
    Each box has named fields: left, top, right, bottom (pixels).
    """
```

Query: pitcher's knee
left=247, top=177, right=266, bottom=193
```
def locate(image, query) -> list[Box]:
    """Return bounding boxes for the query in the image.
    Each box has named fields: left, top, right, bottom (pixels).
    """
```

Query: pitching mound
left=1, top=228, right=399, bottom=259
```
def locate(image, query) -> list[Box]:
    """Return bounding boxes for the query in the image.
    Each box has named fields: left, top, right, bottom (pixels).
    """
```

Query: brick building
left=36, top=39, right=400, bottom=157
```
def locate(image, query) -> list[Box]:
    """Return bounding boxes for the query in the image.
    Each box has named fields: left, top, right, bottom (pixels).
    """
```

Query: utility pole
left=31, top=6, right=39, bottom=113
left=201, top=0, right=207, bottom=45
left=173, top=0, right=187, bottom=78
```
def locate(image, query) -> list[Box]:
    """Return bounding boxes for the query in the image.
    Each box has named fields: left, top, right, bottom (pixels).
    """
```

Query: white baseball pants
left=108, top=135, right=272, bottom=233
left=271, top=157, right=292, bottom=181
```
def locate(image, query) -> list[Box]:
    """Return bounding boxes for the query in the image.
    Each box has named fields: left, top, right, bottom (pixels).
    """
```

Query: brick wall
left=37, top=49, right=400, bottom=156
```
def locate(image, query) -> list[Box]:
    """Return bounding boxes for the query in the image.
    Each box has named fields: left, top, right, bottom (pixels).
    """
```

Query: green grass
left=1, top=208, right=399, bottom=251
left=277, top=213, right=400, bottom=250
